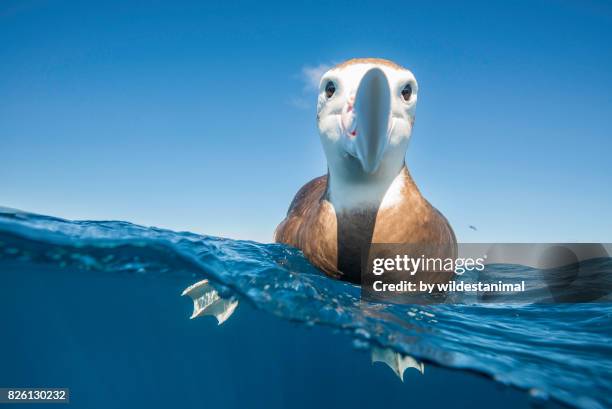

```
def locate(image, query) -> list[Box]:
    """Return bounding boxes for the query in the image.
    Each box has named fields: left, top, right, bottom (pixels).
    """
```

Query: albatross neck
left=326, top=158, right=407, bottom=212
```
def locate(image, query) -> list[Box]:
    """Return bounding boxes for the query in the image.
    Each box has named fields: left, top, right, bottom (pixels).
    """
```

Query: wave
left=0, top=208, right=611, bottom=409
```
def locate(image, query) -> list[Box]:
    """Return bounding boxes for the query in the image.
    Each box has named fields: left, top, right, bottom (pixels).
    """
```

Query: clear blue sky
left=2, top=0, right=611, bottom=243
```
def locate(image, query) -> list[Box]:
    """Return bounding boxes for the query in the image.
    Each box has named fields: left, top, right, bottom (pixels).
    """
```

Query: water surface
left=1, top=209, right=610, bottom=409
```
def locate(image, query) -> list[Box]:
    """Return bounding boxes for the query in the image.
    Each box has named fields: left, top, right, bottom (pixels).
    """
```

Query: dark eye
left=401, top=84, right=412, bottom=101
left=325, top=81, right=336, bottom=98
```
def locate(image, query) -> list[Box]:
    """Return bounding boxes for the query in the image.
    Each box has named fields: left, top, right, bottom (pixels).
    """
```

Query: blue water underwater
left=1, top=209, right=611, bottom=409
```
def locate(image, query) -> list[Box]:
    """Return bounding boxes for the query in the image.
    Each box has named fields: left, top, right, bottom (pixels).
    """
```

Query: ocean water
left=1, top=209, right=611, bottom=409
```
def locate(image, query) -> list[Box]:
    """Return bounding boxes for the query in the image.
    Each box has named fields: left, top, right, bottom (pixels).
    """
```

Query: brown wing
left=274, top=175, right=341, bottom=278
left=274, top=175, right=328, bottom=246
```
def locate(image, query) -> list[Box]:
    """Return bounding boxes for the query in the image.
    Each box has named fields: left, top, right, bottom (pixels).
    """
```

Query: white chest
left=328, top=171, right=405, bottom=212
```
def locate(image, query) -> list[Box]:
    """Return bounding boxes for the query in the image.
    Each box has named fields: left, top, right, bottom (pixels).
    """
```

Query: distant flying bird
left=469, top=225, right=478, bottom=231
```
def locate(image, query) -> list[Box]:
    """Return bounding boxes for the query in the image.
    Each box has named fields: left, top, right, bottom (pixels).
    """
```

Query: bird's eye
left=401, top=84, right=412, bottom=101
left=325, top=81, right=336, bottom=98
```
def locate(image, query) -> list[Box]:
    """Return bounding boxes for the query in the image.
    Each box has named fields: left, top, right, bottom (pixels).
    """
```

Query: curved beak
left=350, top=68, right=391, bottom=174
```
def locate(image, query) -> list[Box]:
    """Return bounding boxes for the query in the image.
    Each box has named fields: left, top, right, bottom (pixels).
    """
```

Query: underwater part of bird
left=182, top=279, right=425, bottom=382
left=275, top=58, right=457, bottom=283
left=371, top=346, right=425, bottom=381
left=182, top=279, right=239, bottom=325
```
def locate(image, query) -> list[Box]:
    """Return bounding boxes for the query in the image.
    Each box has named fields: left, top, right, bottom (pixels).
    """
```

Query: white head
left=316, top=58, right=418, bottom=208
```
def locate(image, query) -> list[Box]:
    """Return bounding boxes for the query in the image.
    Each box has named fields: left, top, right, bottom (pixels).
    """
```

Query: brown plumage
left=274, top=166, right=456, bottom=283
left=334, top=58, right=405, bottom=70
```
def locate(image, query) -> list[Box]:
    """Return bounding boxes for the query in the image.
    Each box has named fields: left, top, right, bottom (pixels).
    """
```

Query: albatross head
left=316, top=58, right=417, bottom=182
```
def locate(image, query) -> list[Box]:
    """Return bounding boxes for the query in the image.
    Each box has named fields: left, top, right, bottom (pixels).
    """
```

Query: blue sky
left=2, top=0, right=611, bottom=242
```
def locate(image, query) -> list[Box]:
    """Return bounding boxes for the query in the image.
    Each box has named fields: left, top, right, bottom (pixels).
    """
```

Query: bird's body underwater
left=275, top=58, right=456, bottom=284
